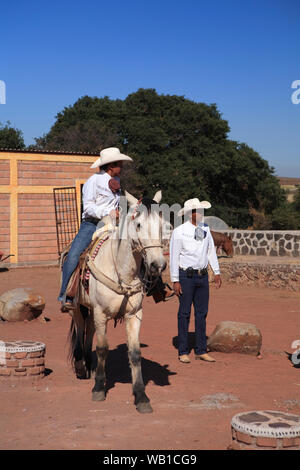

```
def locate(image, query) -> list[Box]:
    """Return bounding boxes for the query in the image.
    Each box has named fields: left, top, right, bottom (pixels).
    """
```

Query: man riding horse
left=58, top=147, right=173, bottom=312
left=58, top=147, right=133, bottom=312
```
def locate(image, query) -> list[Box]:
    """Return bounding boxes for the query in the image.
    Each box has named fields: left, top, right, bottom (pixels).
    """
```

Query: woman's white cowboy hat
left=91, top=147, right=133, bottom=169
left=177, top=198, right=211, bottom=216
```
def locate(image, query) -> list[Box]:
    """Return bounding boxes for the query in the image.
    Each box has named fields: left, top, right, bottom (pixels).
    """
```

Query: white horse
left=68, top=190, right=168, bottom=413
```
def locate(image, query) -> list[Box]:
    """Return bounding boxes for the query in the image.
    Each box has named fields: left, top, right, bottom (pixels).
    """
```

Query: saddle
left=60, top=223, right=174, bottom=304
left=60, top=231, right=110, bottom=300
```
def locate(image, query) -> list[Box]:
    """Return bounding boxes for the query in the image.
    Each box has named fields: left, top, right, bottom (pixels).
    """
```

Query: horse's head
left=125, top=190, right=167, bottom=276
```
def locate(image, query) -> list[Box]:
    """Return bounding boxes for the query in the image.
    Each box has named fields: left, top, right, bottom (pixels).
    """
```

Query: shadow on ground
left=91, top=343, right=177, bottom=391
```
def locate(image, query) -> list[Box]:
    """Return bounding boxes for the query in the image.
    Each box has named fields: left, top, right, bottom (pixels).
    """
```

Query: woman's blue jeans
left=58, top=220, right=97, bottom=301
left=177, top=269, right=209, bottom=356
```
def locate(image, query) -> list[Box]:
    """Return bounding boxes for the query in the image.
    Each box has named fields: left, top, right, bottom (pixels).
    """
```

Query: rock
left=0, top=288, right=45, bottom=322
left=207, top=321, right=262, bottom=355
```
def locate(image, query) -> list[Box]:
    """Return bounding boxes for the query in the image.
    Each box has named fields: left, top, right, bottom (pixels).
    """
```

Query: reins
left=86, top=201, right=164, bottom=298
left=86, top=253, right=142, bottom=296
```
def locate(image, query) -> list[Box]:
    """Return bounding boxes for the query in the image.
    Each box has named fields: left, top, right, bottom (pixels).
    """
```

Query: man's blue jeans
left=58, top=220, right=97, bottom=301
left=177, top=269, right=209, bottom=356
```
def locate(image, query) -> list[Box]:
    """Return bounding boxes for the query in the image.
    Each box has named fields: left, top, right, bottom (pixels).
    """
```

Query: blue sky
left=1, top=0, right=299, bottom=177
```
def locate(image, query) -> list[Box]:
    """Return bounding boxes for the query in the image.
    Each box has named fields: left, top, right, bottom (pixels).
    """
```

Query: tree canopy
left=33, top=88, right=289, bottom=228
left=0, top=121, right=25, bottom=150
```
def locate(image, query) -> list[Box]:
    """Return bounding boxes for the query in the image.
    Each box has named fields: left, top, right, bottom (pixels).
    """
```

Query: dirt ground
left=0, top=264, right=300, bottom=451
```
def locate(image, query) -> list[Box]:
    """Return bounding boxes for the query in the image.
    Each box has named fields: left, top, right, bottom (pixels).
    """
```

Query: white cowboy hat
left=90, top=147, right=133, bottom=169
left=177, top=198, right=211, bottom=216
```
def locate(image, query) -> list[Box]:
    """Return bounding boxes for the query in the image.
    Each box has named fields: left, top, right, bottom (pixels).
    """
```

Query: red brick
left=20, top=359, right=36, bottom=367
left=0, top=368, right=11, bottom=376
left=18, top=226, right=56, bottom=235
left=19, top=219, right=55, bottom=228
left=36, top=253, right=57, bottom=261
left=29, top=351, right=43, bottom=358
left=282, top=437, right=300, bottom=448
left=28, top=367, right=41, bottom=375
left=0, top=207, right=10, bottom=215
left=13, top=352, right=27, bottom=359
left=27, top=239, right=57, bottom=247
left=13, top=370, right=27, bottom=376
left=6, top=360, right=20, bottom=368
left=20, top=206, right=54, bottom=213
left=236, top=431, right=254, bottom=445
left=21, top=214, right=56, bottom=223
left=35, top=358, right=45, bottom=366
left=19, top=233, right=56, bottom=241
left=255, top=436, right=278, bottom=448
left=18, top=246, right=57, bottom=255
left=19, top=171, right=58, bottom=179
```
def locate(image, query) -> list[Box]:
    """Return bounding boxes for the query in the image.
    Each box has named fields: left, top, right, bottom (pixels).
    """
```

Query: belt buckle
left=186, top=267, right=194, bottom=278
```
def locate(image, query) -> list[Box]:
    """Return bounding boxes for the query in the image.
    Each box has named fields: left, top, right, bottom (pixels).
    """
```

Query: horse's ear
left=153, top=190, right=162, bottom=203
left=125, top=190, right=138, bottom=207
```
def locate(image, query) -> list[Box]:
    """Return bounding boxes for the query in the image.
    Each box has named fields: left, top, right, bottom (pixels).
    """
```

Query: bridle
left=130, top=200, right=163, bottom=257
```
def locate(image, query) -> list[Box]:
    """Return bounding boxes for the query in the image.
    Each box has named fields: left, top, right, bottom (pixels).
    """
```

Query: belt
left=84, top=217, right=101, bottom=225
left=179, top=267, right=208, bottom=276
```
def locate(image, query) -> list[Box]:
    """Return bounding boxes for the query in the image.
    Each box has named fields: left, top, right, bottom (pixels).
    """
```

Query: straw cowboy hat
left=91, top=147, right=133, bottom=169
left=177, top=198, right=211, bottom=216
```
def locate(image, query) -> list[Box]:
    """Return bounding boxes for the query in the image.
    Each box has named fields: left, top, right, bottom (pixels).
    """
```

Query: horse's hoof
left=75, top=368, right=89, bottom=380
left=92, top=391, right=106, bottom=401
left=76, top=372, right=89, bottom=380
left=136, top=402, right=153, bottom=414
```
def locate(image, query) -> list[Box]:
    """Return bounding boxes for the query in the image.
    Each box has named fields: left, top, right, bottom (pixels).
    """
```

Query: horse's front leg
left=92, top=307, right=108, bottom=402
left=126, top=309, right=153, bottom=414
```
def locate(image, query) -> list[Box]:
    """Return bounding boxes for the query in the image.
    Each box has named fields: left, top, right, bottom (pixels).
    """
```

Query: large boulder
left=0, top=288, right=45, bottom=322
left=207, top=321, right=262, bottom=356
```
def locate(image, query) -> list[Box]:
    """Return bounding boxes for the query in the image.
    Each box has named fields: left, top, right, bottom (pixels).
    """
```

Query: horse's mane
left=140, top=197, right=158, bottom=211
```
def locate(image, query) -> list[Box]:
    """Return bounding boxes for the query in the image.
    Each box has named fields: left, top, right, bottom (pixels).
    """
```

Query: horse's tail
left=67, top=305, right=94, bottom=378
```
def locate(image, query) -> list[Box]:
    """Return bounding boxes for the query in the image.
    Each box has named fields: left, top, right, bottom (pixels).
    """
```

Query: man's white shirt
left=82, top=171, right=120, bottom=220
left=170, top=221, right=220, bottom=282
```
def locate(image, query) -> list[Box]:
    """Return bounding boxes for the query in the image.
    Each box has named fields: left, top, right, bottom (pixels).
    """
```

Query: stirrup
left=61, top=300, right=76, bottom=312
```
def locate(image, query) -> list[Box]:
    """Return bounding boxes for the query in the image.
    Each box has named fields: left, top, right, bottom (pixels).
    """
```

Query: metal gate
left=53, top=187, right=79, bottom=255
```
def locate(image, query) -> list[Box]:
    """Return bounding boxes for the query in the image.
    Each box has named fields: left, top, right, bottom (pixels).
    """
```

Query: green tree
left=0, top=121, right=25, bottom=150
left=33, top=96, right=124, bottom=153
left=271, top=203, right=300, bottom=230
left=293, top=186, right=300, bottom=213
left=34, top=88, right=286, bottom=228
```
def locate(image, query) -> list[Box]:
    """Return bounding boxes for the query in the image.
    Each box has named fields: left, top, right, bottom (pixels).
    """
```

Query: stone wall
left=218, top=260, right=300, bottom=291
left=219, top=230, right=300, bottom=257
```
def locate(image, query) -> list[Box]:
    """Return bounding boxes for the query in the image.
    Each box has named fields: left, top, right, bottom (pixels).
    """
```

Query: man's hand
left=109, top=209, right=119, bottom=219
left=214, top=274, right=222, bottom=289
left=173, top=281, right=182, bottom=297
